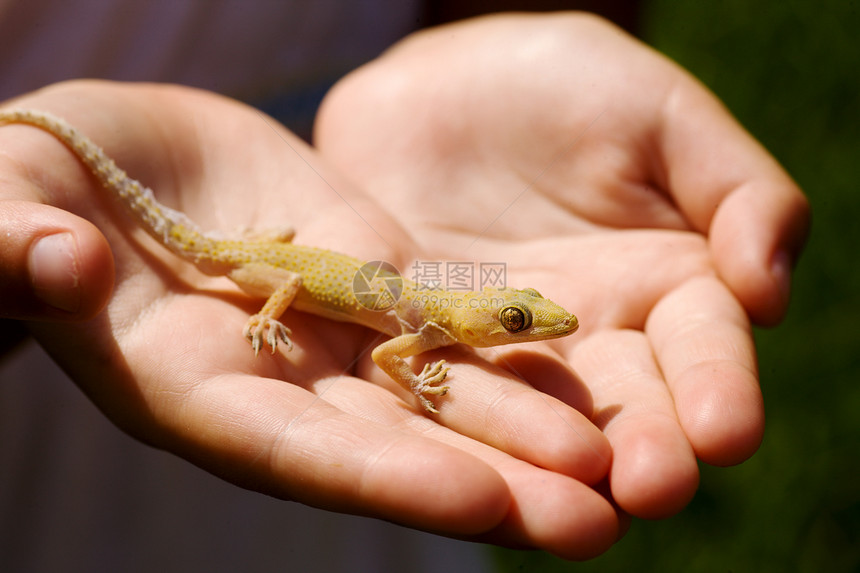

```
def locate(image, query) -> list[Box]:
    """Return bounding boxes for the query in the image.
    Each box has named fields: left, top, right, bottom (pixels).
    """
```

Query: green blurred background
left=495, top=0, right=860, bottom=570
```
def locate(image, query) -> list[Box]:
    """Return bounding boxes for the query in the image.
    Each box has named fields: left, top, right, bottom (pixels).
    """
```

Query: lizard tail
left=0, top=109, right=220, bottom=265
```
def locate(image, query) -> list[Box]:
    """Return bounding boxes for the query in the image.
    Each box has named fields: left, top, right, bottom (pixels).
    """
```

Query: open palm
left=316, top=11, right=809, bottom=528
left=4, top=78, right=611, bottom=558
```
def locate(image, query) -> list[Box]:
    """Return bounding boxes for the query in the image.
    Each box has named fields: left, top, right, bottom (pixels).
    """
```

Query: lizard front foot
left=243, top=314, right=293, bottom=355
left=413, top=359, right=450, bottom=413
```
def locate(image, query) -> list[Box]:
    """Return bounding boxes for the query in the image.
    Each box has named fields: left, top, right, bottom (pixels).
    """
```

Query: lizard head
left=447, top=287, right=578, bottom=347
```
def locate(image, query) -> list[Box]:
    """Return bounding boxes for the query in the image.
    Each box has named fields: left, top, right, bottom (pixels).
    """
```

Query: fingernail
left=29, top=232, right=82, bottom=313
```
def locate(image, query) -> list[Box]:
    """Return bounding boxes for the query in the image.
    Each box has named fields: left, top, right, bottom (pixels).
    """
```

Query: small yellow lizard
left=0, top=109, right=578, bottom=412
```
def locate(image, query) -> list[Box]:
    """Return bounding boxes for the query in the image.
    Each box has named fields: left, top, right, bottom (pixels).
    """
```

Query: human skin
left=315, top=9, right=809, bottom=535
left=0, top=13, right=808, bottom=561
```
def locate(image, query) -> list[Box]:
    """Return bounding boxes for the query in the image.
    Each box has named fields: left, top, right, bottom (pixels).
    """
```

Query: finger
left=167, top=374, right=513, bottom=536
left=318, top=376, right=619, bottom=560
left=569, top=329, right=700, bottom=519
left=657, top=76, right=810, bottom=324
left=710, top=180, right=810, bottom=325
left=647, top=276, right=764, bottom=466
left=0, top=200, right=114, bottom=320
left=357, top=344, right=612, bottom=485
left=477, top=454, right=619, bottom=560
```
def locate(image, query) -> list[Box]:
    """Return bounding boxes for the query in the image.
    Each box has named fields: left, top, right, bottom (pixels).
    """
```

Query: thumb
left=0, top=200, right=114, bottom=321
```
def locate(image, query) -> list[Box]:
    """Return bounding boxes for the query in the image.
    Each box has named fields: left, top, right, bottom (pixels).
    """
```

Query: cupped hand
left=315, top=13, right=810, bottom=522
left=1, top=79, right=616, bottom=559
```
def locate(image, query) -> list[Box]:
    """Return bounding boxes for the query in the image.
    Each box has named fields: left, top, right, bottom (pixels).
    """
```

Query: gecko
left=0, top=109, right=578, bottom=413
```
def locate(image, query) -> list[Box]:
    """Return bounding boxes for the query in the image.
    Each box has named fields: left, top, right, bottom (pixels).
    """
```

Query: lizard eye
left=499, top=304, right=532, bottom=333
left=520, top=288, right=543, bottom=299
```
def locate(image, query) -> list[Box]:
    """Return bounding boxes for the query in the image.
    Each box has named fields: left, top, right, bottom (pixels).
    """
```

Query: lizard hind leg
left=243, top=313, right=293, bottom=355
